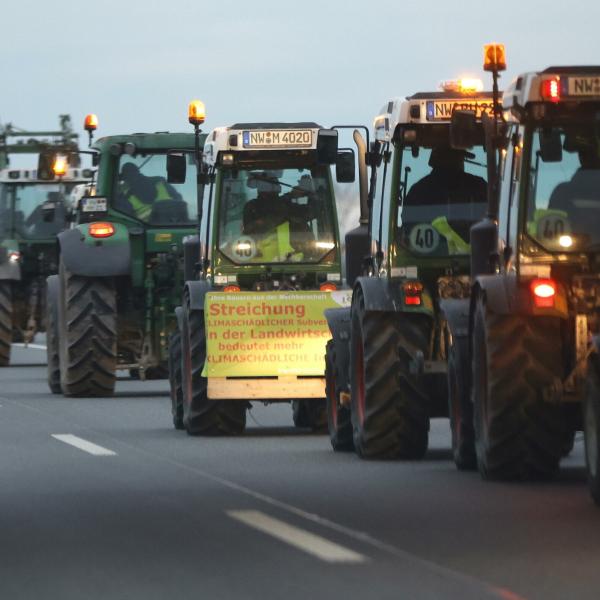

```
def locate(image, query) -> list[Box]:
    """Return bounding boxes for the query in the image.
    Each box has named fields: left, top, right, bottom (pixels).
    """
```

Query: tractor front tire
left=46, top=275, right=62, bottom=394
left=168, top=331, right=184, bottom=430
left=350, top=291, right=429, bottom=459
left=584, top=353, right=600, bottom=505
left=58, top=261, right=117, bottom=397
left=472, top=296, right=570, bottom=480
left=448, top=336, right=476, bottom=470
left=325, top=339, right=353, bottom=451
left=181, top=302, right=246, bottom=435
left=292, top=399, right=327, bottom=432
left=0, top=281, right=13, bottom=366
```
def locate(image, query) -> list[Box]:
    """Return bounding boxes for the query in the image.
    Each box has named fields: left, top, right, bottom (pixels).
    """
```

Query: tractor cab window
left=526, top=123, right=600, bottom=252
left=216, top=164, right=336, bottom=264
left=396, top=144, right=487, bottom=256
left=0, top=182, right=80, bottom=239
left=114, top=154, right=197, bottom=225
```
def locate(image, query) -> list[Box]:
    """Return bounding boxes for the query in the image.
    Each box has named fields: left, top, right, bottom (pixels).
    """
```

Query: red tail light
left=320, top=282, right=337, bottom=292
left=531, top=278, right=556, bottom=308
left=403, top=281, right=423, bottom=306
left=541, top=77, right=560, bottom=103
left=88, top=222, right=115, bottom=238
left=223, top=285, right=241, bottom=292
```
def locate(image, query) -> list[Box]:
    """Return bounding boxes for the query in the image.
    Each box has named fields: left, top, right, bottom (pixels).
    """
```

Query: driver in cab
left=404, top=147, right=487, bottom=253
left=242, top=172, right=317, bottom=260
left=118, top=163, right=183, bottom=221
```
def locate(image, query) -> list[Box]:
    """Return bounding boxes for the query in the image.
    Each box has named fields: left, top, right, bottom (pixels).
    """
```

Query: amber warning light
left=52, top=155, right=68, bottom=177
left=188, top=100, right=206, bottom=125
left=84, top=113, right=98, bottom=132
left=483, top=43, right=506, bottom=72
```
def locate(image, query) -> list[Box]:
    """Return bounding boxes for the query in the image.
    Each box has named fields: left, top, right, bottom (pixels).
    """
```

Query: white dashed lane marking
left=51, top=434, right=117, bottom=456
left=227, top=509, right=367, bottom=564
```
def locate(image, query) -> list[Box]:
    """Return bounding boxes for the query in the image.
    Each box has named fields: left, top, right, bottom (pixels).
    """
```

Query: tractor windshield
left=0, top=182, right=83, bottom=240
left=395, top=144, right=488, bottom=256
left=216, top=164, right=336, bottom=265
left=114, top=154, right=197, bottom=225
left=526, top=121, right=600, bottom=253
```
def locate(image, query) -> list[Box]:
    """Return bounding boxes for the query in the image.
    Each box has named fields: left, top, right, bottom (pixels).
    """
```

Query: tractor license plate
left=565, top=76, right=600, bottom=97
left=242, top=129, right=313, bottom=149
left=81, top=196, right=107, bottom=212
left=426, top=99, right=494, bottom=121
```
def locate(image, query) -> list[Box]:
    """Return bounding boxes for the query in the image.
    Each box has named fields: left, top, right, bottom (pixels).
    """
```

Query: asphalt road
left=1, top=342, right=599, bottom=600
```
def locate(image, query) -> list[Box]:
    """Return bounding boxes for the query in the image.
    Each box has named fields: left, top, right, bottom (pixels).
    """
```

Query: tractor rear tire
left=472, top=296, right=570, bottom=480
left=181, top=302, right=246, bottom=435
left=350, top=290, right=429, bottom=459
left=0, top=281, right=12, bottom=366
left=46, top=275, right=62, bottom=394
left=325, top=339, right=353, bottom=451
left=448, top=336, right=476, bottom=470
left=168, top=330, right=184, bottom=430
left=58, top=261, right=117, bottom=397
left=584, top=353, right=600, bottom=505
left=292, top=399, right=327, bottom=432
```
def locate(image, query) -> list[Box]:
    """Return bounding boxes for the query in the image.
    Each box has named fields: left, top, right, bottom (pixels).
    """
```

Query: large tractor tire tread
left=182, top=308, right=246, bottom=436
left=351, top=292, right=429, bottom=460
left=0, top=281, right=12, bottom=366
left=448, top=336, right=476, bottom=470
left=168, top=331, right=184, bottom=430
left=59, top=266, right=117, bottom=397
left=473, top=298, right=570, bottom=481
left=325, top=339, right=353, bottom=451
left=46, top=275, right=62, bottom=394
left=584, top=353, right=600, bottom=505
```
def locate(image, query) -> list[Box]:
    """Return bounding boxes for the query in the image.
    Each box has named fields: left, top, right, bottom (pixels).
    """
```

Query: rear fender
left=184, top=280, right=212, bottom=312
left=439, top=298, right=470, bottom=339
left=58, top=224, right=131, bottom=277
left=354, top=276, right=435, bottom=317
left=324, top=306, right=351, bottom=393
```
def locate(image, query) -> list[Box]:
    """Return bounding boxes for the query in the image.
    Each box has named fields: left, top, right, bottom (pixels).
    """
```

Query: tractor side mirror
left=335, top=150, right=355, bottom=183
left=450, top=110, right=478, bottom=150
left=37, top=152, right=56, bottom=181
left=167, top=153, right=187, bottom=184
left=316, top=129, right=338, bottom=165
left=539, top=128, right=563, bottom=162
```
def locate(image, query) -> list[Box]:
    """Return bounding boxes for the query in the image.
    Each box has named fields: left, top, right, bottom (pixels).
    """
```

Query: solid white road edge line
left=51, top=434, right=117, bottom=456
left=12, top=343, right=47, bottom=350
left=227, top=510, right=366, bottom=564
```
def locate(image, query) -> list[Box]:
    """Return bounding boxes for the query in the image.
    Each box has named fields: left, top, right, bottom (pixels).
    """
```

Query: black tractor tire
left=472, top=296, right=570, bottom=480
left=584, top=353, right=600, bottom=506
left=350, top=290, right=429, bottom=459
left=0, top=281, right=12, bottom=366
left=325, top=339, right=353, bottom=451
left=448, top=335, right=476, bottom=470
left=168, top=330, right=184, bottom=430
left=292, top=399, right=327, bottom=432
left=45, top=275, right=62, bottom=394
left=58, top=261, right=117, bottom=397
left=181, top=301, right=246, bottom=436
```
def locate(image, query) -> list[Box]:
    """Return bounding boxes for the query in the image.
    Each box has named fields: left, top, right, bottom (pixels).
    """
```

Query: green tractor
left=169, top=106, right=351, bottom=434
left=324, top=80, right=496, bottom=459
left=447, top=45, right=600, bottom=486
left=0, top=115, right=90, bottom=366
left=47, top=117, right=205, bottom=395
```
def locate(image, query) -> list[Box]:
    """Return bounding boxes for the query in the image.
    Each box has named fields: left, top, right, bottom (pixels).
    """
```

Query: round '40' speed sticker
left=232, top=236, right=257, bottom=261
left=409, top=223, right=440, bottom=254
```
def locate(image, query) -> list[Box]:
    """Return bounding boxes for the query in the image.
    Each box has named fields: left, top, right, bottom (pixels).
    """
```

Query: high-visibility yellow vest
left=431, top=216, right=470, bottom=255
left=125, top=181, right=174, bottom=220
left=256, top=221, right=301, bottom=262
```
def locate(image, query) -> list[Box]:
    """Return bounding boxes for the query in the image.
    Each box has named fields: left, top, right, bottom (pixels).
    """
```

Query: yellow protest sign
left=203, top=290, right=351, bottom=377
